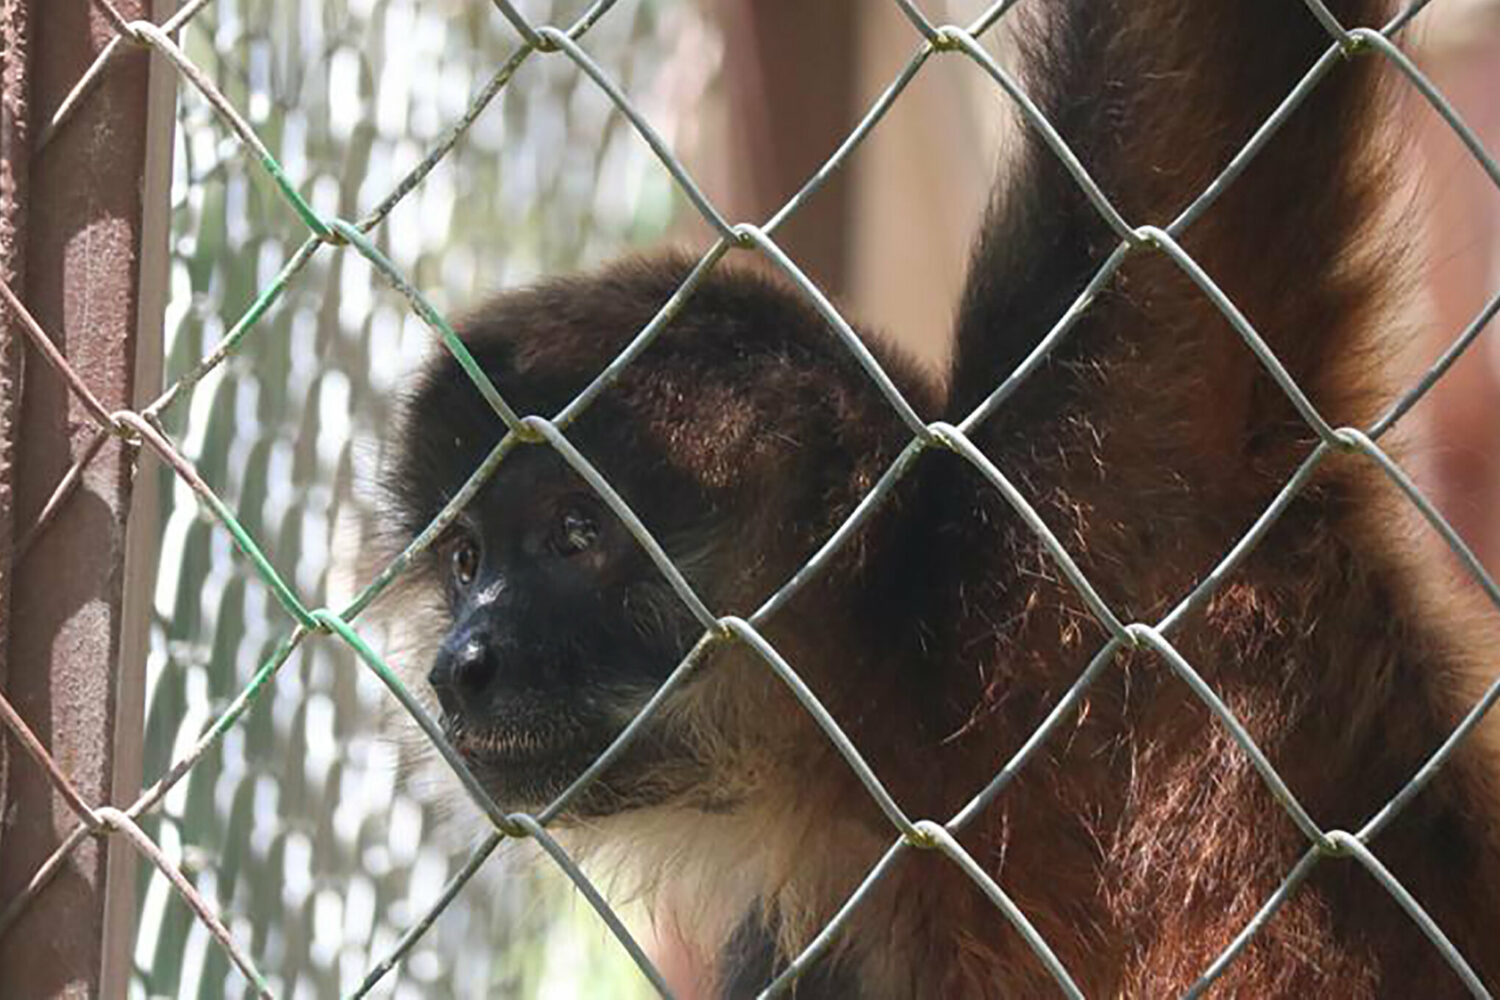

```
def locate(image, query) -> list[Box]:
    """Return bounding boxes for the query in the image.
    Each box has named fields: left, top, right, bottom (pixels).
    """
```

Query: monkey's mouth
left=444, top=720, right=610, bottom=809
left=449, top=725, right=593, bottom=766
left=447, top=722, right=600, bottom=773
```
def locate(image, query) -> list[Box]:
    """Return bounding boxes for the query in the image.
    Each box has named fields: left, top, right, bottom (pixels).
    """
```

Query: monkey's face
left=413, top=448, right=702, bottom=812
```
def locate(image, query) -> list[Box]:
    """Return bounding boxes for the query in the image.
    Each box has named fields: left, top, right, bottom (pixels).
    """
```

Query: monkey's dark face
left=423, top=450, right=693, bottom=810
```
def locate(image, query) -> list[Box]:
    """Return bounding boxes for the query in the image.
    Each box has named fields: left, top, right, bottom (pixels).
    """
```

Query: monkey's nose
left=429, top=634, right=497, bottom=719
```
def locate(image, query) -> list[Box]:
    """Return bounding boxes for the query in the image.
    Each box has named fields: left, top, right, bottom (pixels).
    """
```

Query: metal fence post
left=0, top=0, right=172, bottom=994
left=719, top=0, right=858, bottom=299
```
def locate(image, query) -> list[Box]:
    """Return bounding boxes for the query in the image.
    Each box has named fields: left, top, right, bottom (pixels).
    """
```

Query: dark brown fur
left=381, top=1, right=1500, bottom=996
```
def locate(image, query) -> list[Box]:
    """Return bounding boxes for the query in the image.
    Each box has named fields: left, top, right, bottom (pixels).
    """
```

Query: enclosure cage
left=2, top=1, right=1500, bottom=998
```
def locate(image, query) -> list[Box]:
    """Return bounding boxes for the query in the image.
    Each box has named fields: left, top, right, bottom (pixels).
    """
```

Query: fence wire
left=4, top=0, right=1500, bottom=997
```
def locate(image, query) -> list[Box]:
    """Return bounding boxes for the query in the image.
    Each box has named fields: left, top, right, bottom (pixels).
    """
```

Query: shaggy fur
left=377, top=0, right=1500, bottom=996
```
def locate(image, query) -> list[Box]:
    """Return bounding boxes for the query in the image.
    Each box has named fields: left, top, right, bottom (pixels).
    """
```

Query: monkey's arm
left=950, top=0, right=1394, bottom=461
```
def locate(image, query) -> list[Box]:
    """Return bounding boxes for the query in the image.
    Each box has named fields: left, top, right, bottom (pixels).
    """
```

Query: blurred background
left=141, top=0, right=703, bottom=995
left=127, top=0, right=1500, bottom=996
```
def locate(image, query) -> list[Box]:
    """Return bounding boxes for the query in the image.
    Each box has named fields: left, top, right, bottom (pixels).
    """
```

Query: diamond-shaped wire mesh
left=4, top=0, right=1500, bottom=998
left=131, top=0, right=702, bottom=994
left=135, top=2, right=707, bottom=995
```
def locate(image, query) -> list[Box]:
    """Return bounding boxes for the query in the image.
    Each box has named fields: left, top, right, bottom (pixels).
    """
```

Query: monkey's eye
left=449, top=536, right=480, bottom=588
left=551, top=507, right=601, bottom=557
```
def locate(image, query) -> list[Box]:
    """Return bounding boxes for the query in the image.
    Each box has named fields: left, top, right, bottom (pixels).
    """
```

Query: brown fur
left=378, top=0, right=1500, bottom=996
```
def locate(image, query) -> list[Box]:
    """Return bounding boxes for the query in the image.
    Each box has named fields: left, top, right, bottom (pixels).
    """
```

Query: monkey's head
left=379, top=255, right=928, bottom=817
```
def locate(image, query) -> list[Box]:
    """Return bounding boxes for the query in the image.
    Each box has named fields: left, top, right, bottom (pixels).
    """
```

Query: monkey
left=375, top=0, right=1500, bottom=996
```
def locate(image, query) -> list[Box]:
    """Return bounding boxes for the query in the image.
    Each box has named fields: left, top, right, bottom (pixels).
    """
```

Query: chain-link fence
left=4, top=0, right=1500, bottom=997
left=131, top=0, right=705, bottom=995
